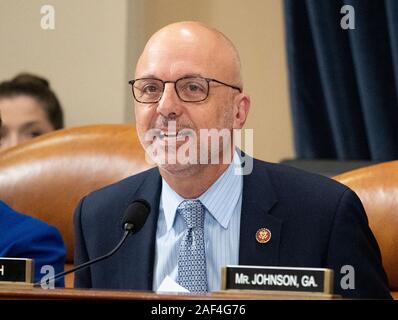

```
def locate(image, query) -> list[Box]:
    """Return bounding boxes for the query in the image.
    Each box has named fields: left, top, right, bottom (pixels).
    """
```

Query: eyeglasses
left=128, top=76, right=241, bottom=103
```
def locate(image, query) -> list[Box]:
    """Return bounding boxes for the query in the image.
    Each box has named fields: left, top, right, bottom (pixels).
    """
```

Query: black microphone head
left=122, top=199, right=151, bottom=233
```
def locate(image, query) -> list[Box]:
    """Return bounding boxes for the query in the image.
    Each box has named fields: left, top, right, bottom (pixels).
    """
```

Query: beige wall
left=0, top=0, right=128, bottom=127
left=0, top=0, right=294, bottom=162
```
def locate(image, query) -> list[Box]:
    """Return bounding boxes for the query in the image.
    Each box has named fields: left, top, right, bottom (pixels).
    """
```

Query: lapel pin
left=255, top=228, right=271, bottom=244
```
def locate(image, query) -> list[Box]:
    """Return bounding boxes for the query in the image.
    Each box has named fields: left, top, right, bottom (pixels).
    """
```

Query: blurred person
left=0, top=73, right=64, bottom=150
left=0, top=112, right=65, bottom=286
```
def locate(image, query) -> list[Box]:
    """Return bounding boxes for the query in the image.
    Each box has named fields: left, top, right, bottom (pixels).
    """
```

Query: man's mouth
left=156, top=128, right=193, bottom=141
left=159, top=131, right=177, bottom=139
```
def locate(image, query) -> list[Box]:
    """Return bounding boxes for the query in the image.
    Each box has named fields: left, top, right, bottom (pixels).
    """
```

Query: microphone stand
left=34, top=223, right=133, bottom=287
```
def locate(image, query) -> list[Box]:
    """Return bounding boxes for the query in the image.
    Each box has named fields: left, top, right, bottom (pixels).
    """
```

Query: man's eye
left=186, top=83, right=205, bottom=92
left=143, top=85, right=160, bottom=94
left=188, top=84, right=200, bottom=91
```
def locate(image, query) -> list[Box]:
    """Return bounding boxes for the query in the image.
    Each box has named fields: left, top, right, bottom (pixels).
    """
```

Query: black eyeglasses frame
left=128, top=76, right=242, bottom=103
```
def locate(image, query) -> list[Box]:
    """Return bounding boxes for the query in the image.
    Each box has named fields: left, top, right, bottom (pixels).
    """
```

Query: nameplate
left=0, top=258, right=34, bottom=284
left=221, top=265, right=333, bottom=294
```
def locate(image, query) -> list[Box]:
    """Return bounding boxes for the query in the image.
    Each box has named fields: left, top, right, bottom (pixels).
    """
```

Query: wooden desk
left=0, top=287, right=337, bottom=300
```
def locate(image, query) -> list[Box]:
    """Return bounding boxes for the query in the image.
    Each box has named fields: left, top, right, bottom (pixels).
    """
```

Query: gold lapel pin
left=255, top=228, right=271, bottom=244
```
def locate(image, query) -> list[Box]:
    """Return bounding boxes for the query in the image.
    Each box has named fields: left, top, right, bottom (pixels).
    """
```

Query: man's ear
left=233, top=93, right=251, bottom=129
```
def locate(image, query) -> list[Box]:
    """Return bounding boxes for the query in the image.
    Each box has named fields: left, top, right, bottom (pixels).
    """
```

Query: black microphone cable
left=34, top=199, right=150, bottom=288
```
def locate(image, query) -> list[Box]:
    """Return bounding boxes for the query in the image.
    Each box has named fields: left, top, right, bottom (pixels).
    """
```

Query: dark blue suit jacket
left=74, top=158, right=391, bottom=298
left=0, top=201, right=65, bottom=286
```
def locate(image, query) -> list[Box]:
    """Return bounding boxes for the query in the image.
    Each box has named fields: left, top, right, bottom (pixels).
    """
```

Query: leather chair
left=334, top=162, right=398, bottom=299
left=0, top=124, right=153, bottom=287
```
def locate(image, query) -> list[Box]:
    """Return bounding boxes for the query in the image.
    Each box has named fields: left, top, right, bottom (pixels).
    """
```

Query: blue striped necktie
left=176, top=200, right=208, bottom=293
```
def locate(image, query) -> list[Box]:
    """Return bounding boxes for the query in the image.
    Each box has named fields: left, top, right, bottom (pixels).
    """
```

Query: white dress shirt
left=153, top=151, right=243, bottom=291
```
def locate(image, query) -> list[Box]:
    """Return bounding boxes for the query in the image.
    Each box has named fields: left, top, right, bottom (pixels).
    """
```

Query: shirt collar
left=161, top=150, right=243, bottom=231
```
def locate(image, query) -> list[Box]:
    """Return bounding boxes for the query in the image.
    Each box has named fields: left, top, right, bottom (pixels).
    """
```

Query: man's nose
left=156, top=83, right=183, bottom=118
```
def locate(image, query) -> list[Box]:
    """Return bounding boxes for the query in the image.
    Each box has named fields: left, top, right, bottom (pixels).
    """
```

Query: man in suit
left=74, top=21, right=391, bottom=298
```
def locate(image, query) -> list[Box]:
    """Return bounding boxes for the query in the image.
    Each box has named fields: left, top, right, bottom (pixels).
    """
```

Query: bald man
left=74, top=22, right=391, bottom=299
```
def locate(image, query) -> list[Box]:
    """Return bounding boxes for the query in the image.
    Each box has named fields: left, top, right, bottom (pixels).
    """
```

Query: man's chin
left=158, top=162, right=200, bottom=177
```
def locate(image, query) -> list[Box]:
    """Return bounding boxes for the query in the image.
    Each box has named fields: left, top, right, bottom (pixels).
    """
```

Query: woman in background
left=0, top=114, right=65, bottom=286
left=0, top=73, right=64, bottom=150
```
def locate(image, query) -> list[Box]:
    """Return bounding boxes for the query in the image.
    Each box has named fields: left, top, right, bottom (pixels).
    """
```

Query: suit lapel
left=120, top=168, right=162, bottom=290
left=239, top=158, right=283, bottom=266
left=118, top=157, right=284, bottom=289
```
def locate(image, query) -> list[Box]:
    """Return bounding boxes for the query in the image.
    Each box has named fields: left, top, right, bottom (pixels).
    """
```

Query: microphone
left=35, top=199, right=151, bottom=287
